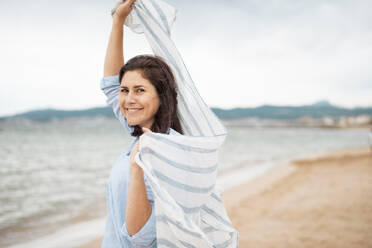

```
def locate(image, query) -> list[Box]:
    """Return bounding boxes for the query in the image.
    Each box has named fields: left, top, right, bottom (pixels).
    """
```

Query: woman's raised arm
left=104, top=0, right=136, bottom=77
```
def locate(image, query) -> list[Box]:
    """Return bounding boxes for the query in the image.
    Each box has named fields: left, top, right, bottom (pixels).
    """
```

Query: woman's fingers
left=130, top=140, right=139, bottom=157
left=129, top=127, right=151, bottom=165
left=129, top=140, right=139, bottom=166
left=111, top=0, right=137, bottom=20
left=128, top=0, right=137, bottom=5
left=123, top=0, right=136, bottom=9
left=134, top=140, right=139, bottom=152
left=141, top=127, right=152, bottom=133
left=130, top=126, right=151, bottom=158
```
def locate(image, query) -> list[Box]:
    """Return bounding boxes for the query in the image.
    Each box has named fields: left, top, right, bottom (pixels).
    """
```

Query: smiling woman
left=100, top=0, right=185, bottom=247
left=100, top=0, right=237, bottom=247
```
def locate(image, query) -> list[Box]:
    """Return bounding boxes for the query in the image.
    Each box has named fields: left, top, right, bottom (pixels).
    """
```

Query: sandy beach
left=73, top=147, right=372, bottom=248
left=224, top=147, right=372, bottom=247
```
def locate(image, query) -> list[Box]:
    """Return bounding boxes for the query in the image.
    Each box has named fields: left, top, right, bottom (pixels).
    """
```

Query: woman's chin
left=127, top=119, right=141, bottom=126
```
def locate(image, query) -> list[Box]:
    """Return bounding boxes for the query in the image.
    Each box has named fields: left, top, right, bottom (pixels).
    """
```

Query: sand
left=224, top=147, right=372, bottom=248
left=76, top=147, right=372, bottom=248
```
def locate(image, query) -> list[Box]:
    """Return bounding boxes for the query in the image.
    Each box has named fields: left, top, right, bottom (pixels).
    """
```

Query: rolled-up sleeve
left=120, top=200, right=157, bottom=247
left=100, top=75, right=133, bottom=133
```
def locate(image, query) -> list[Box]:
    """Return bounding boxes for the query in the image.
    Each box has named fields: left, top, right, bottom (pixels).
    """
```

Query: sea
left=0, top=117, right=370, bottom=247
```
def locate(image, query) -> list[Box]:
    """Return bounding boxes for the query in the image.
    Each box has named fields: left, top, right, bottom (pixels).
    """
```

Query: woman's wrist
left=112, top=17, right=125, bottom=27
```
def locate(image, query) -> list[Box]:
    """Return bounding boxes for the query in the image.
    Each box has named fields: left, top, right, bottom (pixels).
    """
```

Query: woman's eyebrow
left=120, top=85, right=145, bottom=88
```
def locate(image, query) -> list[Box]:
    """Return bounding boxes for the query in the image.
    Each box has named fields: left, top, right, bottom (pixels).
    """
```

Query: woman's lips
left=126, top=108, right=143, bottom=114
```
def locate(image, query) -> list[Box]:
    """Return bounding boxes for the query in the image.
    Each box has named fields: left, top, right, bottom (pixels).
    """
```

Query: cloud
left=0, top=0, right=371, bottom=116
left=169, top=0, right=372, bottom=107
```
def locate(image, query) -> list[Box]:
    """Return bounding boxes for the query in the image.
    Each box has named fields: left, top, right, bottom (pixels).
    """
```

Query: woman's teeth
left=126, top=108, right=143, bottom=113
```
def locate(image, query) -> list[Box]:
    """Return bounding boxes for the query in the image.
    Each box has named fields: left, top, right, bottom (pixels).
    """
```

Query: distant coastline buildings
left=223, top=115, right=372, bottom=128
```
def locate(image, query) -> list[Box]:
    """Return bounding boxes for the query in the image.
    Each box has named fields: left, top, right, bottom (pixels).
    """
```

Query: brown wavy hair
left=119, top=55, right=183, bottom=136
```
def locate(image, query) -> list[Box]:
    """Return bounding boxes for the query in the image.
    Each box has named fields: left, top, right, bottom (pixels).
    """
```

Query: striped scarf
left=123, top=0, right=239, bottom=246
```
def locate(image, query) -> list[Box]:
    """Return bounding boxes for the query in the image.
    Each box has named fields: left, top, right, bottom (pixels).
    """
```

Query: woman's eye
left=120, top=88, right=144, bottom=93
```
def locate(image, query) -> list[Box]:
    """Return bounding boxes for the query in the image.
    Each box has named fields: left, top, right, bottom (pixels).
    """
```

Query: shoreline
left=224, top=146, right=372, bottom=247
left=5, top=147, right=372, bottom=248
left=222, top=146, right=371, bottom=205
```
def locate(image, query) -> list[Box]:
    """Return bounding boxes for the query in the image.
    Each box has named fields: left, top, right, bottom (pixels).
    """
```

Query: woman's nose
left=126, top=91, right=136, bottom=103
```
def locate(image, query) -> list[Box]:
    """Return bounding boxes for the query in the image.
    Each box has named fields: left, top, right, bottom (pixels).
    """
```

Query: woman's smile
left=126, top=108, right=144, bottom=114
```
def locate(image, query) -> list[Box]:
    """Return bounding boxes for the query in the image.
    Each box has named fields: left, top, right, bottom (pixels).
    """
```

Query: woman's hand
left=129, top=127, right=152, bottom=170
left=112, top=0, right=137, bottom=24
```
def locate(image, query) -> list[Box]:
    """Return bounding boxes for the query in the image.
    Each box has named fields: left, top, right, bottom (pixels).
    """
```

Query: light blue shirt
left=100, top=75, right=180, bottom=248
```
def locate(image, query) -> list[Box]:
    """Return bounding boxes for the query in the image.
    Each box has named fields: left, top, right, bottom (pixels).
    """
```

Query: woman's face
left=119, top=70, right=160, bottom=128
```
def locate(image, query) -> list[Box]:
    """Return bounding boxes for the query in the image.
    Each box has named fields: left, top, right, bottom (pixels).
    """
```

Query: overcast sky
left=0, top=0, right=371, bottom=116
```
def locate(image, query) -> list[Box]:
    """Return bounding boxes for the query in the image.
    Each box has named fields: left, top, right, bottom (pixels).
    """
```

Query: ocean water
left=0, top=117, right=369, bottom=246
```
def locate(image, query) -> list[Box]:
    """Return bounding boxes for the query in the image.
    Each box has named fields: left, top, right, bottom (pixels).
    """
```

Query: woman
left=100, top=0, right=183, bottom=247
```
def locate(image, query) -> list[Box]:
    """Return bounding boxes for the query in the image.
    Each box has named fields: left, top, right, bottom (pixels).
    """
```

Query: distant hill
left=310, top=100, right=333, bottom=107
left=0, top=107, right=114, bottom=122
left=212, top=102, right=372, bottom=120
left=0, top=102, right=372, bottom=122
